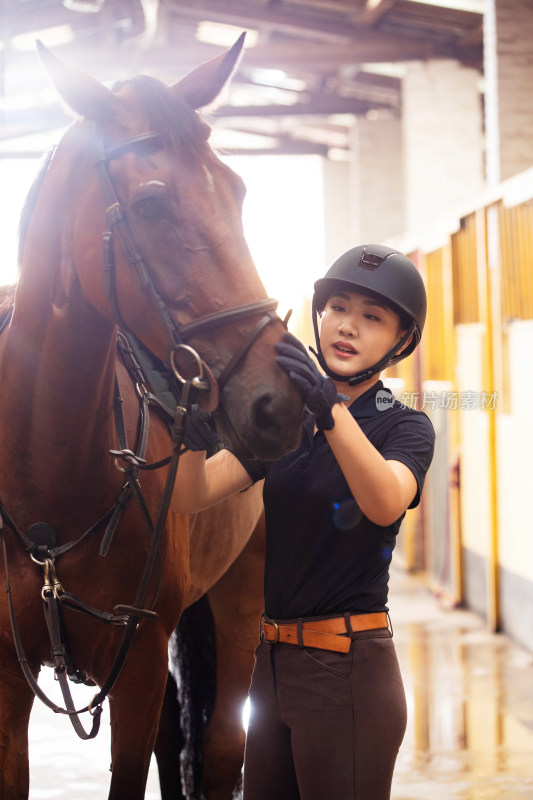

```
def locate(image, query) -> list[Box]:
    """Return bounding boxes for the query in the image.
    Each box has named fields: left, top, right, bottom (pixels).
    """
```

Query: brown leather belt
left=260, top=612, right=389, bottom=654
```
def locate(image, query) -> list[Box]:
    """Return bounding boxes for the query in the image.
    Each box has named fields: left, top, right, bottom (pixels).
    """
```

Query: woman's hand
left=275, top=332, right=348, bottom=430
left=172, top=408, right=259, bottom=515
left=183, top=404, right=219, bottom=451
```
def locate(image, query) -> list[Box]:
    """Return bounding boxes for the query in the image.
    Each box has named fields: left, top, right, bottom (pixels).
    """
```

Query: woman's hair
left=321, top=285, right=411, bottom=332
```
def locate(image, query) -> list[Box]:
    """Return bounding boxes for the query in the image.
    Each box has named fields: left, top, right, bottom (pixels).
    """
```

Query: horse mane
left=113, top=74, right=210, bottom=159
left=17, top=148, right=55, bottom=266
left=0, top=283, right=16, bottom=317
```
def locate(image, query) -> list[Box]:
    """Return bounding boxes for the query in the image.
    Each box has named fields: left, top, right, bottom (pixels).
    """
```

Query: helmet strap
left=311, top=303, right=416, bottom=387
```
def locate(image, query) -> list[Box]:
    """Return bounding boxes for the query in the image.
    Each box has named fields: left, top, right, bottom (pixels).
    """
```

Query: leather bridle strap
left=217, top=306, right=279, bottom=391
left=95, top=133, right=282, bottom=392
left=96, top=133, right=183, bottom=351
left=87, top=376, right=194, bottom=714
left=178, top=297, right=278, bottom=340
left=0, top=526, right=102, bottom=738
left=178, top=297, right=280, bottom=391
left=0, top=380, right=190, bottom=740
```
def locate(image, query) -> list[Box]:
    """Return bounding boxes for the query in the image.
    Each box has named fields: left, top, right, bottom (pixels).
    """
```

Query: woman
left=173, top=243, right=435, bottom=800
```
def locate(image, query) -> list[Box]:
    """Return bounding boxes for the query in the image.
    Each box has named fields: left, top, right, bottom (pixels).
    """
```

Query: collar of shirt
left=347, top=379, right=389, bottom=419
left=302, top=380, right=390, bottom=442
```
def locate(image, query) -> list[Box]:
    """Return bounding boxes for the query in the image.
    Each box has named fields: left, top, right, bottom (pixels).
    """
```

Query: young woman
left=172, top=243, right=435, bottom=800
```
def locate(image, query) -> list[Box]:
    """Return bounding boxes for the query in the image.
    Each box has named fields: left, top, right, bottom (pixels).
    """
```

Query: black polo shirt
left=260, top=380, right=435, bottom=620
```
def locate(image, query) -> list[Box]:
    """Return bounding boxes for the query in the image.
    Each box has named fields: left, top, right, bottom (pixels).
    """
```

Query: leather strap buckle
left=269, top=619, right=280, bottom=643
left=261, top=616, right=280, bottom=644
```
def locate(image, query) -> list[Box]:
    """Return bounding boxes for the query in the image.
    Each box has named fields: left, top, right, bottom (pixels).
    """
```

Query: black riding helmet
left=311, top=244, right=427, bottom=386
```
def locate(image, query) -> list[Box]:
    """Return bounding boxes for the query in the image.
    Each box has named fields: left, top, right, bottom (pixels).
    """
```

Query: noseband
left=95, top=131, right=281, bottom=396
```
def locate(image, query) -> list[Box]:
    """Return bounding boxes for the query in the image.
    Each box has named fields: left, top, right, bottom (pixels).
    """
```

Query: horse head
left=35, top=37, right=303, bottom=460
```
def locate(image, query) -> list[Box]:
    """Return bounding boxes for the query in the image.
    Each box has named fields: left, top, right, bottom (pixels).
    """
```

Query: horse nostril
left=252, top=393, right=279, bottom=435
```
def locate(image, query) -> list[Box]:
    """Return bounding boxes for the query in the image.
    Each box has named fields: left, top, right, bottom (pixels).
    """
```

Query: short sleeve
left=381, top=413, right=435, bottom=508
left=234, top=455, right=270, bottom=484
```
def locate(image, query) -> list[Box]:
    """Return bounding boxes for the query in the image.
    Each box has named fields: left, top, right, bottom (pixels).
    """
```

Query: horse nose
left=252, top=392, right=280, bottom=435
left=250, top=390, right=301, bottom=458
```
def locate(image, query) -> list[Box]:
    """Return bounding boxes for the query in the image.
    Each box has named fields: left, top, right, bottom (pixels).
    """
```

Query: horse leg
left=0, top=656, right=36, bottom=800
left=202, top=512, right=265, bottom=800
left=107, top=633, right=171, bottom=800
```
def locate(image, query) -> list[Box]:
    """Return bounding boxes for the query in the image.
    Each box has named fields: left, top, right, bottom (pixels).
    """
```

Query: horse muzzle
left=217, top=378, right=302, bottom=461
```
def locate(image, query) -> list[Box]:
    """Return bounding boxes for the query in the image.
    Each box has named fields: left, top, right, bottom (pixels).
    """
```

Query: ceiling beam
left=2, top=31, right=479, bottom=92
left=213, top=96, right=390, bottom=118
left=3, top=0, right=483, bottom=80
left=232, top=39, right=478, bottom=68
left=461, top=21, right=484, bottom=48
left=164, top=0, right=383, bottom=43
left=356, top=0, right=399, bottom=28
left=222, top=140, right=331, bottom=157
left=165, top=0, right=482, bottom=54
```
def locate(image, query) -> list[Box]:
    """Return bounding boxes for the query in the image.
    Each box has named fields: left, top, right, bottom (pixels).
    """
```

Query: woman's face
left=319, top=290, right=407, bottom=379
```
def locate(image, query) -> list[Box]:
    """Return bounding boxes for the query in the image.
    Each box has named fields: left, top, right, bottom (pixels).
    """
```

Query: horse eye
left=133, top=197, right=163, bottom=221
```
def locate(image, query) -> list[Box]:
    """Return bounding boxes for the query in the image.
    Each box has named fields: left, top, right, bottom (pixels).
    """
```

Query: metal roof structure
left=1, top=0, right=484, bottom=155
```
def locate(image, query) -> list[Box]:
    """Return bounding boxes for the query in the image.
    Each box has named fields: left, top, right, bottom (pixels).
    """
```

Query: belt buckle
left=265, top=619, right=279, bottom=644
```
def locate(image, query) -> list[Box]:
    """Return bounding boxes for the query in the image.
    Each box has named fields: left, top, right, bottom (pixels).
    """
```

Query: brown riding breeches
left=243, top=630, right=407, bottom=800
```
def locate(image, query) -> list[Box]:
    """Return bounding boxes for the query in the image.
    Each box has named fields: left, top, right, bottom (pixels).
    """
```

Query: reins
left=0, top=346, right=198, bottom=739
left=0, top=129, right=285, bottom=740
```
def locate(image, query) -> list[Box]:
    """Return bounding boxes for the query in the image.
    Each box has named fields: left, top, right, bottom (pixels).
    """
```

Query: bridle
left=96, top=130, right=283, bottom=397
left=0, top=129, right=287, bottom=742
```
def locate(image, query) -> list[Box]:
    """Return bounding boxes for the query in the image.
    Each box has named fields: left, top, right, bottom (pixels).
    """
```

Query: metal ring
left=169, top=345, right=205, bottom=386
left=112, top=449, right=137, bottom=473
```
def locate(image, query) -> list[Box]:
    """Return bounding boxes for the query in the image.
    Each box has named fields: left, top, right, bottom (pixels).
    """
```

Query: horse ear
left=36, top=40, right=121, bottom=124
left=173, top=33, right=246, bottom=110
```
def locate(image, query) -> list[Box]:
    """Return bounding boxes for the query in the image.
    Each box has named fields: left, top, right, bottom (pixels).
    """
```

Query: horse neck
left=0, top=148, right=120, bottom=504
left=1, top=294, right=118, bottom=492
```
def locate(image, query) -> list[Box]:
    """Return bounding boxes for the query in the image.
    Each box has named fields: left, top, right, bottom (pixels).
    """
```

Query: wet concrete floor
left=27, top=568, right=533, bottom=799
left=390, top=570, right=533, bottom=799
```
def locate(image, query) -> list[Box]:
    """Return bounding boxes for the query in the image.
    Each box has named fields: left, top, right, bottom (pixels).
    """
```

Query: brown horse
left=0, top=38, right=302, bottom=800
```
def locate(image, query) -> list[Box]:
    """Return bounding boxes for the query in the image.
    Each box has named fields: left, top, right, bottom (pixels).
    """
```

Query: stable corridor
left=390, top=569, right=533, bottom=799
left=27, top=568, right=533, bottom=799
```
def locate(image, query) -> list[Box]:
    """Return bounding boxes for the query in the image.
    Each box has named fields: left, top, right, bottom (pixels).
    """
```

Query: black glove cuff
left=314, top=388, right=350, bottom=431
left=314, top=409, right=335, bottom=431
left=183, top=405, right=219, bottom=452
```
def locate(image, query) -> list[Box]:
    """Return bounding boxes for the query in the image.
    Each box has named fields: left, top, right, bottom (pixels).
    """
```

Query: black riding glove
left=275, top=332, right=349, bottom=431
left=183, top=404, right=220, bottom=452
